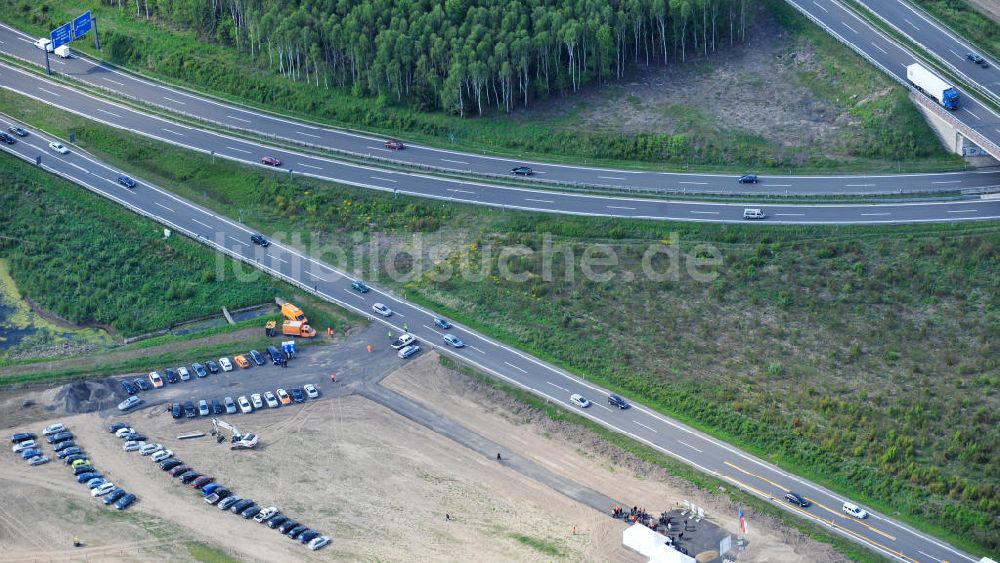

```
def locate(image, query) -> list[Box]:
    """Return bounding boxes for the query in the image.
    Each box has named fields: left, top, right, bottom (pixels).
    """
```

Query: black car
left=230, top=498, right=255, bottom=514
left=287, top=524, right=308, bottom=539
left=47, top=432, right=73, bottom=444
left=115, top=493, right=137, bottom=510
left=10, top=432, right=36, bottom=443
left=0, top=132, right=16, bottom=144
left=967, top=52, right=989, bottom=67
left=248, top=349, right=265, bottom=366
left=278, top=520, right=299, bottom=533
left=76, top=471, right=101, bottom=483
left=738, top=174, right=758, bottom=184
left=213, top=488, right=232, bottom=501
left=53, top=440, right=76, bottom=452
left=250, top=233, right=270, bottom=247
left=160, top=459, right=183, bottom=471
left=133, top=378, right=151, bottom=391
left=120, top=380, right=137, bottom=395
left=212, top=399, right=224, bottom=415
left=267, top=346, right=284, bottom=365
left=180, top=472, right=203, bottom=484
left=165, top=368, right=179, bottom=384
left=116, top=174, right=137, bottom=189
left=299, top=530, right=320, bottom=544
left=290, top=388, right=305, bottom=403
left=73, top=464, right=95, bottom=476
left=171, top=402, right=182, bottom=419
left=192, top=363, right=208, bottom=377
left=241, top=505, right=261, bottom=519
left=511, top=166, right=533, bottom=176
left=57, top=446, right=83, bottom=459
left=267, top=515, right=289, bottom=529
left=608, top=394, right=629, bottom=409
left=206, top=360, right=220, bottom=374
left=784, top=492, right=811, bottom=508
left=108, top=422, right=129, bottom=434
left=7, top=126, right=27, bottom=137
left=103, top=488, right=127, bottom=505
left=63, top=453, right=87, bottom=464
left=351, top=280, right=369, bottom=293
left=184, top=401, right=196, bottom=418
left=124, top=433, right=147, bottom=442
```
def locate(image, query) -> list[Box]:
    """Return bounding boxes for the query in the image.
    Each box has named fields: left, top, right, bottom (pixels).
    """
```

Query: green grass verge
left=0, top=0, right=963, bottom=174
left=442, top=357, right=887, bottom=563
left=186, top=542, right=241, bottom=563
left=911, top=0, right=1000, bottom=61
left=511, top=533, right=563, bottom=557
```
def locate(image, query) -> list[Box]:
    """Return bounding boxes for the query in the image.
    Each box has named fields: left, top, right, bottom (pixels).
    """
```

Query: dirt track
left=0, top=354, right=845, bottom=562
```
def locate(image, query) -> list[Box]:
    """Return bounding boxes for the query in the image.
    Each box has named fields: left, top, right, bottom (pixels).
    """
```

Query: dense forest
left=105, top=0, right=752, bottom=115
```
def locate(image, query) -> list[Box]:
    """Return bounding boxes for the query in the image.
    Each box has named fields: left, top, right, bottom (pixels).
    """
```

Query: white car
left=177, top=366, right=190, bottom=381
left=570, top=394, right=591, bottom=408
left=139, top=443, right=161, bottom=456
left=372, top=303, right=392, bottom=317
left=254, top=506, right=279, bottom=523
left=48, top=141, right=69, bottom=154
left=842, top=502, right=869, bottom=519
left=443, top=334, right=465, bottom=348
left=264, top=391, right=279, bottom=408
left=218, top=357, right=233, bottom=372
left=303, top=384, right=319, bottom=399
left=115, top=427, right=134, bottom=439
left=251, top=394, right=263, bottom=409
left=308, top=535, right=331, bottom=550
left=237, top=396, right=252, bottom=414
left=43, top=423, right=65, bottom=436
left=92, top=482, right=115, bottom=497
left=34, top=37, right=53, bottom=52
left=397, top=344, right=420, bottom=359
left=122, top=440, right=142, bottom=452
left=150, top=449, right=173, bottom=462
left=13, top=440, right=36, bottom=453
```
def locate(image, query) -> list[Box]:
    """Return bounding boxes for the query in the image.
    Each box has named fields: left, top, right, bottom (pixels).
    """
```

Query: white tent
left=622, top=523, right=696, bottom=563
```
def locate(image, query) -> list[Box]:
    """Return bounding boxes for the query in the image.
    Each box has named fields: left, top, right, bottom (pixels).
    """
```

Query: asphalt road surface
left=0, top=123, right=978, bottom=562
left=2, top=63, right=1000, bottom=224
left=1, top=22, right=999, bottom=196
left=786, top=0, right=1000, bottom=156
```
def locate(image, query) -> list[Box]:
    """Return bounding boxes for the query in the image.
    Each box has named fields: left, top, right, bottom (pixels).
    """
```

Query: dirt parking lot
left=0, top=353, right=845, bottom=562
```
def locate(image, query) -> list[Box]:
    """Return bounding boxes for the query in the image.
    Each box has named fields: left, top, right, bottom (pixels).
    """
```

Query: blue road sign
left=72, top=11, right=93, bottom=39
left=50, top=22, right=72, bottom=49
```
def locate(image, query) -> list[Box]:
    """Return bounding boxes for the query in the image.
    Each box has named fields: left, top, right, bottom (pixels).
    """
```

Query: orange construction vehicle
left=281, top=303, right=307, bottom=323
left=282, top=320, right=316, bottom=338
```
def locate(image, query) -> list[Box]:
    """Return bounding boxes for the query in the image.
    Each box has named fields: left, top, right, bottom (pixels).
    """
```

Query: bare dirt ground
left=0, top=353, right=846, bottom=562
left=965, top=0, right=1000, bottom=25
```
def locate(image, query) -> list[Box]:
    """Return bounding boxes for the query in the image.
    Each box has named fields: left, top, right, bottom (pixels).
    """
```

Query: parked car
left=8, top=126, right=28, bottom=137
left=118, top=396, right=143, bottom=411
left=79, top=473, right=102, bottom=485
left=276, top=389, right=291, bottom=405
left=86, top=477, right=107, bottom=488
left=266, top=515, right=289, bottom=529
left=308, top=535, right=331, bottom=550
left=164, top=368, right=179, bottom=384
left=177, top=366, right=190, bottom=381
left=250, top=394, right=263, bottom=409
left=115, top=493, right=137, bottom=510
left=20, top=448, right=43, bottom=460
left=160, top=459, right=182, bottom=471
left=264, top=391, right=279, bottom=408
left=202, top=483, right=221, bottom=496
left=204, top=491, right=225, bottom=505
left=397, top=344, right=421, bottom=359
left=278, top=520, right=299, bottom=534
left=170, top=466, right=193, bottom=477
left=289, top=388, right=304, bottom=403
left=267, top=346, right=284, bottom=365
left=198, top=400, right=210, bottom=416
left=443, top=334, right=464, bottom=348
left=120, top=380, right=137, bottom=395
left=287, top=524, right=308, bottom=539
left=351, top=280, right=370, bottom=293
left=785, top=492, right=811, bottom=508
left=433, top=317, right=452, bottom=329
left=13, top=440, right=37, bottom=453
left=299, top=530, right=321, bottom=544
left=73, top=464, right=94, bottom=475
left=372, top=303, right=392, bottom=317
left=10, top=432, right=36, bottom=443
left=53, top=440, right=77, bottom=452
left=107, top=422, right=129, bottom=434
left=234, top=355, right=251, bottom=369
left=842, top=502, right=869, bottom=519
left=608, top=394, right=629, bottom=409
left=124, top=433, right=147, bottom=442
left=218, top=496, right=242, bottom=511
left=511, top=166, right=533, bottom=176
left=103, top=488, right=127, bottom=505
left=212, top=399, right=224, bottom=414
left=304, top=384, right=319, bottom=399
left=122, top=441, right=141, bottom=452
left=150, top=449, right=173, bottom=462
left=47, top=432, right=73, bottom=444
left=184, top=401, right=196, bottom=418
left=192, top=363, right=208, bottom=377
left=57, top=446, right=82, bottom=458
left=180, top=471, right=203, bottom=484
left=241, top=505, right=262, bottom=519
left=133, top=377, right=150, bottom=391
left=238, top=396, right=253, bottom=414
left=218, top=357, right=234, bottom=372
left=64, top=454, right=88, bottom=465
left=116, top=174, right=137, bottom=189
left=140, top=443, right=162, bottom=456
left=206, top=360, right=220, bottom=374
left=250, top=233, right=270, bottom=247
left=384, top=139, right=405, bottom=150
left=92, top=482, right=116, bottom=497
left=225, top=396, right=237, bottom=414
left=260, top=156, right=282, bottom=167
left=249, top=349, right=265, bottom=366
left=149, top=371, right=164, bottom=388
left=171, top=402, right=182, bottom=419
left=737, top=174, right=758, bottom=184
left=114, top=428, right=134, bottom=439
left=43, top=423, right=65, bottom=436
left=49, top=141, right=70, bottom=154
left=255, top=507, right=279, bottom=523
left=570, top=393, right=591, bottom=408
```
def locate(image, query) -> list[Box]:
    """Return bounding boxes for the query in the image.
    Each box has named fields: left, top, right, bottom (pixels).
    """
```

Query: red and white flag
left=739, top=505, right=749, bottom=535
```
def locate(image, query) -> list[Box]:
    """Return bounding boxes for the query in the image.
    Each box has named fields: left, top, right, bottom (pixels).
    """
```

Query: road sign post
left=44, top=50, right=51, bottom=75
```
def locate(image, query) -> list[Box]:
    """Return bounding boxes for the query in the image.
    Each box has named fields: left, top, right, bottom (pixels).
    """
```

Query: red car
left=260, top=156, right=282, bottom=166
left=384, top=139, right=405, bottom=150
left=192, top=475, right=215, bottom=489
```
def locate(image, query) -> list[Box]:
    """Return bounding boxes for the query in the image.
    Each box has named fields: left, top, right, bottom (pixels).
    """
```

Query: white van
left=54, top=45, right=71, bottom=58
left=842, top=502, right=869, bottom=519
left=34, top=38, right=53, bottom=52
left=743, top=208, right=765, bottom=220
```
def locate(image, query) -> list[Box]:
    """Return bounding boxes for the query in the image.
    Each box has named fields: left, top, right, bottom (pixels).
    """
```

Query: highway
left=853, top=0, right=1000, bottom=105
left=786, top=0, right=1000, bottom=156
left=1, top=21, right=1000, bottom=196
left=2, top=61, right=1000, bottom=224
left=0, top=120, right=979, bottom=563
